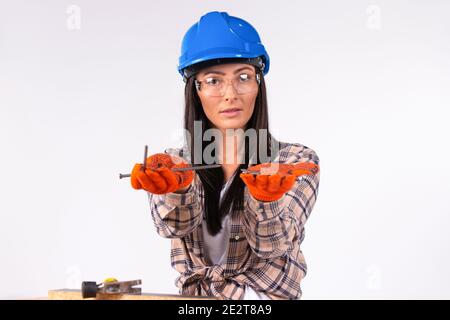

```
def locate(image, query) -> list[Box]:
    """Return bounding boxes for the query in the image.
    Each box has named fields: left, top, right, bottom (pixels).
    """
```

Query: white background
left=0, top=0, right=449, bottom=299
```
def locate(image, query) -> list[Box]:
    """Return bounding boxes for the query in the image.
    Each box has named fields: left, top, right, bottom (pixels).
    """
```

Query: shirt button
left=234, top=235, right=240, bottom=240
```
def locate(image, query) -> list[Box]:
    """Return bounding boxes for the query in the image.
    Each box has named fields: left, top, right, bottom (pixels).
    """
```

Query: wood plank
left=47, top=289, right=219, bottom=300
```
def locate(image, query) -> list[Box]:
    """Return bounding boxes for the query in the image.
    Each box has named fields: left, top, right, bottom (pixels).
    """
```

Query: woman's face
left=195, top=63, right=258, bottom=133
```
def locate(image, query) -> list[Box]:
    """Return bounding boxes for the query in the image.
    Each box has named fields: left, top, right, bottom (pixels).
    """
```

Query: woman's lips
left=220, top=109, right=242, bottom=117
left=220, top=108, right=242, bottom=117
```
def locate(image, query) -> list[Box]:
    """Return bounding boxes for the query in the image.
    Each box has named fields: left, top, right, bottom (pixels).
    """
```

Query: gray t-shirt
left=201, top=172, right=270, bottom=300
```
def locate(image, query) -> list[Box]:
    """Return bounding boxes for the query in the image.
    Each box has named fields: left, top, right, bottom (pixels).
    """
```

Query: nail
left=119, top=163, right=222, bottom=179
left=240, top=168, right=317, bottom=175
left=172, top=164, right=221, bottom=172
left=141, top=145, right=148, bottom=172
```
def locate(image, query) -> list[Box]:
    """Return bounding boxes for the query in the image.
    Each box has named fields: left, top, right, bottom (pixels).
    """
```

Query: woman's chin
left=217, top=121, right=246, bottom=131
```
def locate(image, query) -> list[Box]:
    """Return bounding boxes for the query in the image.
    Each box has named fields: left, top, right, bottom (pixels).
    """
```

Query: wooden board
left=47, top=289, right=218, bottom=300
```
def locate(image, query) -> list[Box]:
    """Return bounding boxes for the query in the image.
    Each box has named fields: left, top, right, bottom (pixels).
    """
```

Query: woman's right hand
left=130, top=153, right=194, bottom=194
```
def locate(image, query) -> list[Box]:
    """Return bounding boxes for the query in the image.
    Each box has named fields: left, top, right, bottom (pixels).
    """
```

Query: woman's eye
left=205, top=78, right=221, bottom=86
left=239, top=73, right=251, bottom=81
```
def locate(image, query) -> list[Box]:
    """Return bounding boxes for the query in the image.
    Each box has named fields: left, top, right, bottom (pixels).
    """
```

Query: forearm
left=241, top=190, right=296, bottom=259
left=148, top=179, right=202, bottom=238
left=242, top=173, right=319, bottom=259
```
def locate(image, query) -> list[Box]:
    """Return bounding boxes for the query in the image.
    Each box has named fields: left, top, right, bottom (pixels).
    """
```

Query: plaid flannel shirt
left=147, top=141, right=320, bottom=300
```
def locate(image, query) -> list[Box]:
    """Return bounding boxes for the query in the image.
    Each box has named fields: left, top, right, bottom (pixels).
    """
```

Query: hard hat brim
left=180, top=54, right=269, bottom=82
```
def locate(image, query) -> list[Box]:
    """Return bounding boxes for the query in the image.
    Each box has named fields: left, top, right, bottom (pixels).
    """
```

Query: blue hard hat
left=178, top=11, right=270, bottom=81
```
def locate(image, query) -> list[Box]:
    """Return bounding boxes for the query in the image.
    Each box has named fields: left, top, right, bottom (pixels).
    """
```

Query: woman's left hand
left=240, top=162, right=319, bottom=202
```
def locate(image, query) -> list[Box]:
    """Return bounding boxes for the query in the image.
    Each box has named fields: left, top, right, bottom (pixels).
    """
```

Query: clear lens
left=196, top=73, right=260, bottom=97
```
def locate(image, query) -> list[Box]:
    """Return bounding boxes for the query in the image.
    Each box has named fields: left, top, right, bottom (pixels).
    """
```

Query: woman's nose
left=223, top=81, right=238, bottom=100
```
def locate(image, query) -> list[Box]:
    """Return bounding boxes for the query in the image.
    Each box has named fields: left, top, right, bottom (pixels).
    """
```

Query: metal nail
left=119, top=146, right=223, bottom=181
left=240, top=167, right=317, bottom=175
left=141, top=145, right=148, bottom=172
left=172, top=164, right=222, bottom=172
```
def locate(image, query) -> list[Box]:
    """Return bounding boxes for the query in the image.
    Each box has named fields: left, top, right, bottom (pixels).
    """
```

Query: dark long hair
left=183, top=67, right=277, bottom=236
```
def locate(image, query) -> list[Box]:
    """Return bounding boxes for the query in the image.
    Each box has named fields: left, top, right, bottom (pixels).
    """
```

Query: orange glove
left=130, top=153, right=194, bottom=194
left=240, top=162, right=319, bottom=202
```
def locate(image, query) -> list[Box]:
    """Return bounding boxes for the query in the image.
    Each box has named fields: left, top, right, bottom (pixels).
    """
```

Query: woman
left=130, top=11, right=320, bottom=300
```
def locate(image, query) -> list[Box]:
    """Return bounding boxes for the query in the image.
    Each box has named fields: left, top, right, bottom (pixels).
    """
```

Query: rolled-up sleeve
left=148, top=176, right=203, bottom=238
left=241, top=149, right=320, bottom=259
